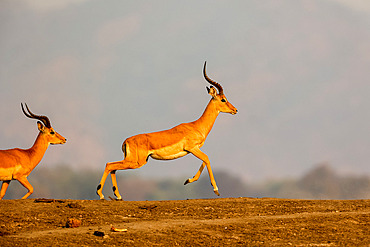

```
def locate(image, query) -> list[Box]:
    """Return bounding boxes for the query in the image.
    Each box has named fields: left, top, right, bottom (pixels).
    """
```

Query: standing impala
left=97, top=62, right=237, bottom=200
left=0, top=103, right=66, bottom=199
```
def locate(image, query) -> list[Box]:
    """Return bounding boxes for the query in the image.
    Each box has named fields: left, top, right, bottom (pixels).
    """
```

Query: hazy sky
left=1, top=0, right=370, bottom=182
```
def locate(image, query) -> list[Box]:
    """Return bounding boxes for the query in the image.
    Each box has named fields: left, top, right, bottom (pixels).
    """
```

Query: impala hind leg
left=96, top=160, right=140, bottom=200
left=110, top=170, right=122, bottom=200
left=96, top=168, right=110, bottom=200
left=0, top=180, right=11, bottom=200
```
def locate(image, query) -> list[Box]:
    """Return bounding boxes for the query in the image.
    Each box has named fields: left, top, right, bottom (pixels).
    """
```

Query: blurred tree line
left=3, top=163, right=369, bottom=200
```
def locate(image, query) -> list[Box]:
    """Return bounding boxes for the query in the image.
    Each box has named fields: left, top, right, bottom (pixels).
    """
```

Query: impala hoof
left=214, top=190, right=220, bottom=196
left=96, top=192, right=105, bottom=200
left=184, top=179, right=190, bottom=185
left=109, top=196, right=122, bottom=201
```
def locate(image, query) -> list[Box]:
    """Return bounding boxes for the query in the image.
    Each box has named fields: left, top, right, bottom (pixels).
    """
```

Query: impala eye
left=50, top=131, right=55, bottom=135
left=221, top=99, right=226, bottom=102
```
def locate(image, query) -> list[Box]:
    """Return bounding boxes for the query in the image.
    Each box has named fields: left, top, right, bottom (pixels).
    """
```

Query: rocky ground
left=0, top=198, right=369, bottom=246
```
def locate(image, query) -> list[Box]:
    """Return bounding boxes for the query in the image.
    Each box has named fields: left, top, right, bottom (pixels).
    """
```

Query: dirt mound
left=0, top=198, right=369, bottom=246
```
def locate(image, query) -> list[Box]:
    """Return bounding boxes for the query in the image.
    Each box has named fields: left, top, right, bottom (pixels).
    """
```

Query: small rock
left=93, top=231, right=105, bottom=237
left=66, top=218, right=81, bottom=228
left=0, top=231, right=10, bottom=236
left=66, top=202, right=82, bottom=209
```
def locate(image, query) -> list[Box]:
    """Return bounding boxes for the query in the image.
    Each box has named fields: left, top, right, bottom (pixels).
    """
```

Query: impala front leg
left=17, top=177, right=34, bottom=199
left=184, top=163, right=205, bottom=185
left=187, top=147, right=220, bottom=196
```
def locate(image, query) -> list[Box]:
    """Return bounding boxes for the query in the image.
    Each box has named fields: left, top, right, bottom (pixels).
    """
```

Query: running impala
left=0, top=104, right=66, bottom=199
left=97, top=62, right=238, bottom=200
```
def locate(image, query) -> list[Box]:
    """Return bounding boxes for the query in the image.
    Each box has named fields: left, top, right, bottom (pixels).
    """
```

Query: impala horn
left=203, top=61, right=224, bottom=96
left=21, top=103, right=51, bottom=128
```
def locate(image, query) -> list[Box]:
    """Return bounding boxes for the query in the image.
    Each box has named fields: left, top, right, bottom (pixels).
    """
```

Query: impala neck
left=27, top=132, right=49, bottom=168
left=194, top=99, right=220, bottom=138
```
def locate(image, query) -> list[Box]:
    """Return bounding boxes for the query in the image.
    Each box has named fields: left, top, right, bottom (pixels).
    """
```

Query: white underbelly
left=150, top=150, right=189, bottom=160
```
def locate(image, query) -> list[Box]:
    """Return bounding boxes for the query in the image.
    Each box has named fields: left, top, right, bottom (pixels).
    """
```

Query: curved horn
left=21, top=103, right=51, bottom=128
left=203, top=61, right=224, bottom=95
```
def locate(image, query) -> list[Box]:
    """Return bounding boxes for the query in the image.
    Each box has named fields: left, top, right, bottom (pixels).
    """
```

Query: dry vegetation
left=0, top=198, right=369, bottom=246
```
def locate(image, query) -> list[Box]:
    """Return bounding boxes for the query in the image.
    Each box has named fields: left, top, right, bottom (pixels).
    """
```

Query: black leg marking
left=96, top=184, right=102, bottom=196
left=112, top=186, right=116, bottom=192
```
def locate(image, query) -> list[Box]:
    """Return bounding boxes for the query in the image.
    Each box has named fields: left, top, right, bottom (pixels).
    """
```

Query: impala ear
left=37, top=121, right=45, bottom=132
left=206, top=86, right=217, bottom=99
